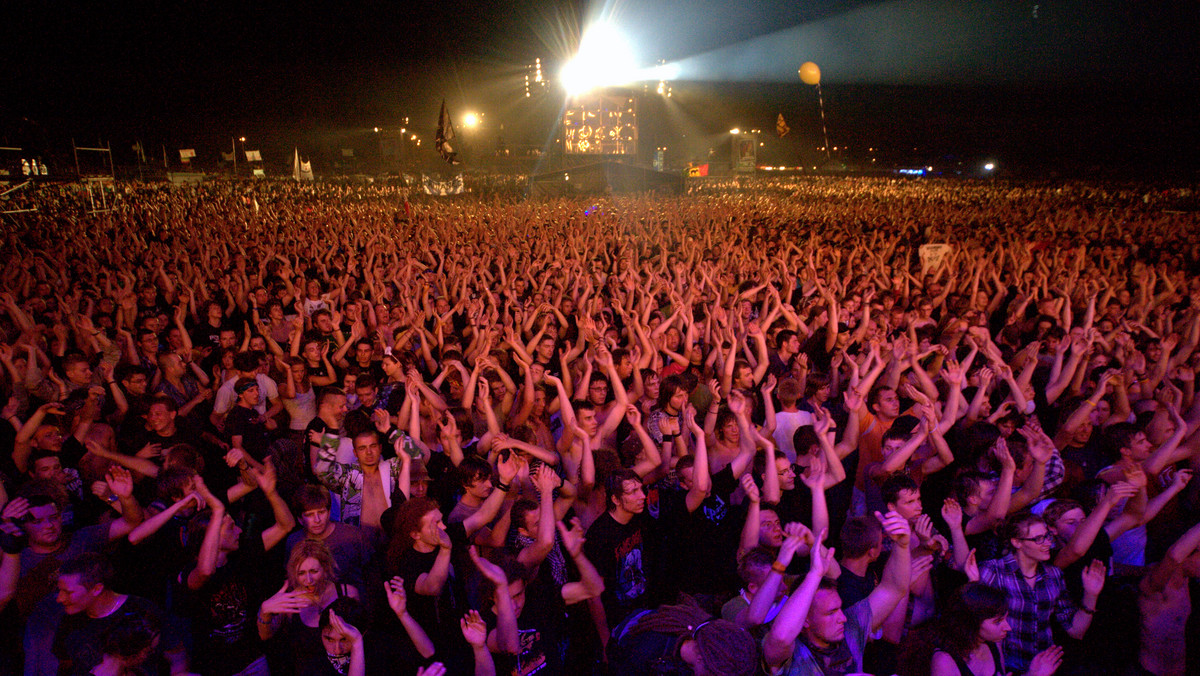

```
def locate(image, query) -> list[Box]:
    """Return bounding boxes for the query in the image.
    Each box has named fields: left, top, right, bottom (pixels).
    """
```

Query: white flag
left=919, top=244, right=953, bottom=275
left=245, top=150, right=262, bottom=162
left=179, top=149, right=196, bottom=159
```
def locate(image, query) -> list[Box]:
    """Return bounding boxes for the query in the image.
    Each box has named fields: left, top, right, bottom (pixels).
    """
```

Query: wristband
left=1079, top=606, right=1095, bottom=615
left=770, top=560, right=788, bottom=575
left=661, top=434, right=677, bottom=442
left=493, top=479, right=511, bottom=492
left=0, top=530, right=27, bottom=555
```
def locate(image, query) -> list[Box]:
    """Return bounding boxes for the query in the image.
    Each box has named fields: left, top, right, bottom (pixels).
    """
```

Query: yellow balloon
left=799, top=62, right=821, bottom=86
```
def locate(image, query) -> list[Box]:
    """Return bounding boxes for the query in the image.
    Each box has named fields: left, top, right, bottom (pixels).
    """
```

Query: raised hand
left=327, top=608, right=363, bottom=644
left=761, top=373, right=777, bottom=395
left=1081, top=559, right=1107, bottom=597
left=876, top=510, right=911, bottom=547
left=104, top=466, right=135, bottom=498
left=469, top=545, right=508, bottom=585
left=533, top=463, right=560, bottom=495
left=963, top=548, right=979, bottom=581
left=261, top=581, right=311, bottom=616
left=809, top=530, right=835, bottom=578
left=373, top=407, right=392, bottom=432
left=250, top=459, right=278, bottom=494
left=913, top=513, right=934, bottom=545
left=1027, top=645, right=1064, bottom=676
left=800, top=458, right=826, bottom=489
left=384, top=576, right=409, bottom=617
left=556, top=518, right=587, bottom=558
left=780, top=522, right=815, bottom=562
left=740, top=473, right=761, bottom=504
left=224, top=447, right=246, bottom=468
left=941, top=498, right=963, bottom=529
left=461, top=610, right=488, bottom=648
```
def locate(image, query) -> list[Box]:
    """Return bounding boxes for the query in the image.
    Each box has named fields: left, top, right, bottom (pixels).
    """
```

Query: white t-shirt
left=773, top=410, right=814, bottom=463
left=213, top=373, right=280, bottom=417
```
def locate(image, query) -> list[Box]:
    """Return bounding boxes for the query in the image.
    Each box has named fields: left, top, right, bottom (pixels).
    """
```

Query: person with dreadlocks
left=606, top=597, right=759, bottom=676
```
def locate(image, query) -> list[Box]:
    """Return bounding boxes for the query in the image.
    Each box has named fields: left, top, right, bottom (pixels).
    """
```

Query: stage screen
left=563, top=94, right=637, bottom=155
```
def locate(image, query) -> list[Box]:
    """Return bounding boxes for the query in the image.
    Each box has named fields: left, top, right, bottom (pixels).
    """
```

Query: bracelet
left=493, top=479, right=511, bottom=492
left=661, top=434, right=677, bottom=442
left=771, top=560, right=788, bottom=574
left=1082, top=400, right=1096, bottom=407
left=1079, top=606, right=1095, bottom=615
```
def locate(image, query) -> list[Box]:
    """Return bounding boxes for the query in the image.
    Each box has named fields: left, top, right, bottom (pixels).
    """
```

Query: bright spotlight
left=984, top=162, right=995, bottom=171
left=561, top=22, right=637, bottom=96
left=730, top=128, right=740, bottom=135
left=463, top=113, right=480, bottom=128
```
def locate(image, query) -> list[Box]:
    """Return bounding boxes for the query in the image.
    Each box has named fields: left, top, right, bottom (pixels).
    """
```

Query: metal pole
left=815, top=82, right=831, bottom=161
left=73, top=139, right=81, bottom=180
left=232, top=137, right=237, bottom=178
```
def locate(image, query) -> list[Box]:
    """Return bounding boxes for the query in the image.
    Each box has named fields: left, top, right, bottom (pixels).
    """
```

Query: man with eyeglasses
left=975, top=512, right=1107, bottom=674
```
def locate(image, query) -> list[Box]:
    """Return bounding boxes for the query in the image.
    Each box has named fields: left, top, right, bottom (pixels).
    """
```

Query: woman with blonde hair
left=258, top=540, right=361, bottom=670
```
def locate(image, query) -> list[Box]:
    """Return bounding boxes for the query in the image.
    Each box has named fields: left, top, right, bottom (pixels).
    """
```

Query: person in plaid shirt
left=314, top=411, right=415, bottom=532
left=977, top=512, right=1106, bottom=674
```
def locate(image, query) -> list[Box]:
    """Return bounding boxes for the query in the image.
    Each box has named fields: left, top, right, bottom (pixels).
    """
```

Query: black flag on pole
left=435, top=100, right=459, bottom=165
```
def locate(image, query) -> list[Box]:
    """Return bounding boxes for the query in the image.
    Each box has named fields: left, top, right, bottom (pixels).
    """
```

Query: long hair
left=898, top=582, right=1009, bottom=676
left=625, top=598, right=758, bottom=676
left=286, top=540, right=339, bottom=592
left=385, top=497, right=438, bottom=572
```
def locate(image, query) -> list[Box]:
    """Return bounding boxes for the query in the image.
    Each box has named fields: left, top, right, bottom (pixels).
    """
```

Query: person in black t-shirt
left=226, top=378, right=274, bottom=462
left=51, top=552, right=176, bottom=676
left=584, top=468, right=652, bottom=650
left=482, top=518, right=605, bottom=675
left=384, top=453, right=521, bottom=662
left=184, top=467, right=294, bottom=675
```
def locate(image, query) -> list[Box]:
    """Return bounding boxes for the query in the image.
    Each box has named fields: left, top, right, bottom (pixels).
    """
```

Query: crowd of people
left=0, top=175, right=1198, bottom=676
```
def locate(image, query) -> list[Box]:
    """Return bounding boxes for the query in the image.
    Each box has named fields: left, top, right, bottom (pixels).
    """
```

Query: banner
left=435, top=100, right=459, bottom=164
left=422, top=174, right=464, bottom=196
left=245, top=150, right=262, bottom=162
left=732, top=136, right=756, bottom=172
left=221, top=151, right=234, bottom=162
left=686, top=163, right=709, bottom=178
left=776, top=113, right=790, bottom=137
left=293, top=148, right=313, bottom=182
left=919, top=243, right=953, bottom=275
left=179, top=149, right=196, bottom=159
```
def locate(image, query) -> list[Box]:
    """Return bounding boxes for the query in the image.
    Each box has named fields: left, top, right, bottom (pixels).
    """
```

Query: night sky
left=2, top=0, right=1196, bottom=177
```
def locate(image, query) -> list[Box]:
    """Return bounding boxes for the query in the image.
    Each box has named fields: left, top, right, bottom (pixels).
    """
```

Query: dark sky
left=3, top=0, right=1196, bottom=176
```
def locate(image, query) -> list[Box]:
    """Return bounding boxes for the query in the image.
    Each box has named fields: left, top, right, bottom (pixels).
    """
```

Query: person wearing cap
left=225, top=377, right=274, bottom=462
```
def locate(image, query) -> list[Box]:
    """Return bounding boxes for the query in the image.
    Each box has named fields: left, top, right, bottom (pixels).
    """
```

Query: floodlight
left=730, top=128, right=740, bottom=134
left=984, top=162, right=995, bottom=171
left=561, top=22, right=637, bottom=96
left=463, top=113, right=480, bottom=128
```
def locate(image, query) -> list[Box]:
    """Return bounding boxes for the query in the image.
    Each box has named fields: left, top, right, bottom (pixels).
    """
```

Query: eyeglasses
left=1017, top=533, right=1054, bottom=545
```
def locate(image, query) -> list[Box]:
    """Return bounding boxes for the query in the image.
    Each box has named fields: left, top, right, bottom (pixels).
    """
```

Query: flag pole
left=816, top=82, right=831, bottom=161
